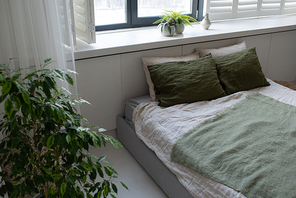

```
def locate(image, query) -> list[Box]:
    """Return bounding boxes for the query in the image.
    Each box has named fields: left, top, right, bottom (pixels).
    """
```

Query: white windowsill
left=74, top=14, right=296, bottom=60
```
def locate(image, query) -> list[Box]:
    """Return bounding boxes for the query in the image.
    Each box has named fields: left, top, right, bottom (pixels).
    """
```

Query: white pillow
left=142, top=52, right=200, bottom=101
left=195, top=41, right=247, bottom=58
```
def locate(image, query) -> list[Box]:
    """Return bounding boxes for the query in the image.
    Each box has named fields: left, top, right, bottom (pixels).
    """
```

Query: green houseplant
left=0, top=58, right=127, bottom=198
left=153, top=10, right=199, bottom=34
left=156, top=18, right=176, bottom=36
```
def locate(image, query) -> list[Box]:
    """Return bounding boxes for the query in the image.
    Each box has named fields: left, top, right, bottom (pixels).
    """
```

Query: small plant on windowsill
left=0, top=58, right=128, bottom=198
left=155, top=18, right=176, bottom=37
left=153, top=10, right=199, bottom=34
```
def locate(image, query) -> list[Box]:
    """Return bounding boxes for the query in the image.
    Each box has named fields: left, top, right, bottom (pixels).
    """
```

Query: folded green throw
left=171, top=93, right=296, bottom=198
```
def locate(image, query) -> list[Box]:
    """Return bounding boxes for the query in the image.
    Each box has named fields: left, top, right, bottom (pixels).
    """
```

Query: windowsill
left=74, top=14, right=296, bottom=60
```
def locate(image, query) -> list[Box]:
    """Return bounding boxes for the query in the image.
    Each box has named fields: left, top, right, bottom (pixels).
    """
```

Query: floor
left=89, top=133, right=168, bottom=198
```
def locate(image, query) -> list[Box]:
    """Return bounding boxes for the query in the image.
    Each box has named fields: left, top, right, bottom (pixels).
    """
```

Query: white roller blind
left=205, top=0, right=295, bottom=21
left=71, top=0, right=95, bottom=44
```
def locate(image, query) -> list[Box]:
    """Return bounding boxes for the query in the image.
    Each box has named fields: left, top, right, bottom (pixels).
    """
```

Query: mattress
left=131, top=79, right=296, bottom=198
left=124, top=95, right=151, bottom=130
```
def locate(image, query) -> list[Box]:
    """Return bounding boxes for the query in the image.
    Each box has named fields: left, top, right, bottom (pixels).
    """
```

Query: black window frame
left=95, top=0, right=203, bottom=32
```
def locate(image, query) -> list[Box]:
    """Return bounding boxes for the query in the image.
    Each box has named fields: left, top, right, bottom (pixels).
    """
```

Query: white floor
left=89, top=135, right=168, bottom=198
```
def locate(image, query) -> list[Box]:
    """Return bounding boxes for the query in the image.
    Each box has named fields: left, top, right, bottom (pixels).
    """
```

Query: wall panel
left=76, top=55, right=121, bottom=131
left=266, top=30, right=296, bottom=81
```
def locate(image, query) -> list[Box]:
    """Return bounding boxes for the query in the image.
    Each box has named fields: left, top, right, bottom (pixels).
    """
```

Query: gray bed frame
left=116, top=114, right=194, bottom=198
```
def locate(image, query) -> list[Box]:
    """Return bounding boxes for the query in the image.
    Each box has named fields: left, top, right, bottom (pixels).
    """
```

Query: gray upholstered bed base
left=116, top=114, right=194, bottom=198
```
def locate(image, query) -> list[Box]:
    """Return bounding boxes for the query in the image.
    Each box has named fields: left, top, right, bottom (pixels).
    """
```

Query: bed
left=116, top=43, right=296, bottom=198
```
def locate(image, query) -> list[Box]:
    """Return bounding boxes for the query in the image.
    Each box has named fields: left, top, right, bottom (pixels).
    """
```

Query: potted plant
left=153, top=10, right=199, bottom=34
left=155, top=18, right=176, bottom=37
left=0, top=58, right=128, bottom=198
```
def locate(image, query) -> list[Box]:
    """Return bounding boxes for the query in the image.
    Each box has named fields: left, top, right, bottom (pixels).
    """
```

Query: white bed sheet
left=132, top=79, right=296, bottom=198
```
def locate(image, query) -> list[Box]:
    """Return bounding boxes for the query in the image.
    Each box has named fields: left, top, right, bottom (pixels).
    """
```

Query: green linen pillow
left=213, top=47, right=270, bottom=95
left=147, top=54, right=226, bottom=107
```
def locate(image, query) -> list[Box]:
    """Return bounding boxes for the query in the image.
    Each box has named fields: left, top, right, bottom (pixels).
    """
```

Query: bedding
left=132, top=79, right=296, bottom=198
left=213, top=47, right=270, bottom=95
left=147, top=54, right=226, bottom=107
left=171, top=93, right=296, bottom=198
left=195, top=41, right=247, bottom=57
left=142, top=52, right=199, bottom=102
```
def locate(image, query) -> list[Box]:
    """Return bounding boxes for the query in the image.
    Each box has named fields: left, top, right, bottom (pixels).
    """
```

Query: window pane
left=138, top=0, right=192, bottom=17
left=94, top=0, right=127, bottom=26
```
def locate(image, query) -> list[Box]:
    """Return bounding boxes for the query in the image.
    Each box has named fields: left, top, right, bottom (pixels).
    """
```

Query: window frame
left=95, top=0, right=201, bottom=32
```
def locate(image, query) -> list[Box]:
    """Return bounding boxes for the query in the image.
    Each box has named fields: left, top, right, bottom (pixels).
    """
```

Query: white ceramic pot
left=160, top=25, right=175, bottom=37
left=175, top=23, right=185, bottom=34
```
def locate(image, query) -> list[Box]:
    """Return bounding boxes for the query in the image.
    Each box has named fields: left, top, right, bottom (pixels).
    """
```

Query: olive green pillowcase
left=213, top=47, right=270, bottom=95
left=147, top=54, right=226, bottom=107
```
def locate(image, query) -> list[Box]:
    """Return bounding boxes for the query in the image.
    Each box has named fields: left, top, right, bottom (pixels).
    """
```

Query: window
left=94, top=0, right=200, bottom=31
left=69, top=0, right=296, bottom=44
left=204, top=0, right=296, bottom=21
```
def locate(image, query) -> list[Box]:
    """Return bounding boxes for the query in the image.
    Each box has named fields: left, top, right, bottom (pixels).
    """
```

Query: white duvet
left=132, top=79, right=296, bottom=198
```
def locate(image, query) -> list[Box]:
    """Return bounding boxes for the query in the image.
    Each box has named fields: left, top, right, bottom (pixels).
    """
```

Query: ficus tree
left=0, top=58, right=127, bottom=198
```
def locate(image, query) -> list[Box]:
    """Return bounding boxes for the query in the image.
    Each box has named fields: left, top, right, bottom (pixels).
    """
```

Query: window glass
left=94, top=0, right=127, bottom=26
left=138, top=0, right=192, bottom=17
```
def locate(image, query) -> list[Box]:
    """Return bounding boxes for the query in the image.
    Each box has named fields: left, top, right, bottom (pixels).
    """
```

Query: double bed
left=116, top=42, right=296, bottom=198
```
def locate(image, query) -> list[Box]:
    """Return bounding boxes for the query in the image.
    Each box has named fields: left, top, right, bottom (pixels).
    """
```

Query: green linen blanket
left=171, top=93, right=296, bottom=198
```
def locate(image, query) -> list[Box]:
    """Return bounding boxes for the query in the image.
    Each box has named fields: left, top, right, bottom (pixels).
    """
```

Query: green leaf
left=11, top=95, right=22, bottom=109
left=53, top=69, right=63, bottom=78
left=103, top=184, right=109, bottom=197
left=12, top=138, right=20, bottom=148
left=10, top=189, right=19, bottom=198
left=97, top=190, right=102, bottom=198
left=89, top=168, right=97, bottom=182
left=25, top=179, right=35, bottom=191
left=42, top=167, right=51, bottom=174
left=4, top=98, right=13, bottom=116
left=47, top=135, right=54, bottom=148
left=44, top=58, right=52, bottom=63
left=120, top=182, right=128, bottom=190
left=169, top=25, right=172, bottom=34
left=65, top=74, right=74, bottom=85
left=60, top=182, right=66, bottom=196
left=97, top=156, right=106, bottom=162
left=0, top=94, right=7, bottom=103
left=67, top=176, right=75, bottom=185
left=0, top=73, right=6, bottom=81
left=44, top=76, right=55, bottom=89
left=87, top=193, right=94, bottom=198
left=42, top=84, right=51, bottom=98
left=15, top=80, right=25, bottom=91
left=2, top=81, right=12, bottom=96
left=97, top=166, right=104, bottom=178
left=22, top=91, right=30, bottom=105
left=112, top=183, right=118, bottom=194
left=12, top=73, right=21, bottom=81
left=52, top=174, right=62, bottom=180
left=66, top=135, right=71, bottom=143
left=21, top=103, right=30, bottom=117
left=104, top=166, right=112, bottom=177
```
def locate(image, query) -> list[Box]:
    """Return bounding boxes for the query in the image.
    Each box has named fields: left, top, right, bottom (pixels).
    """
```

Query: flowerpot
left=201, top=13, right=211, bottom=30
left=160, top=25, right=175, bottom=37
left=175, top=24, right=185, bottom=34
